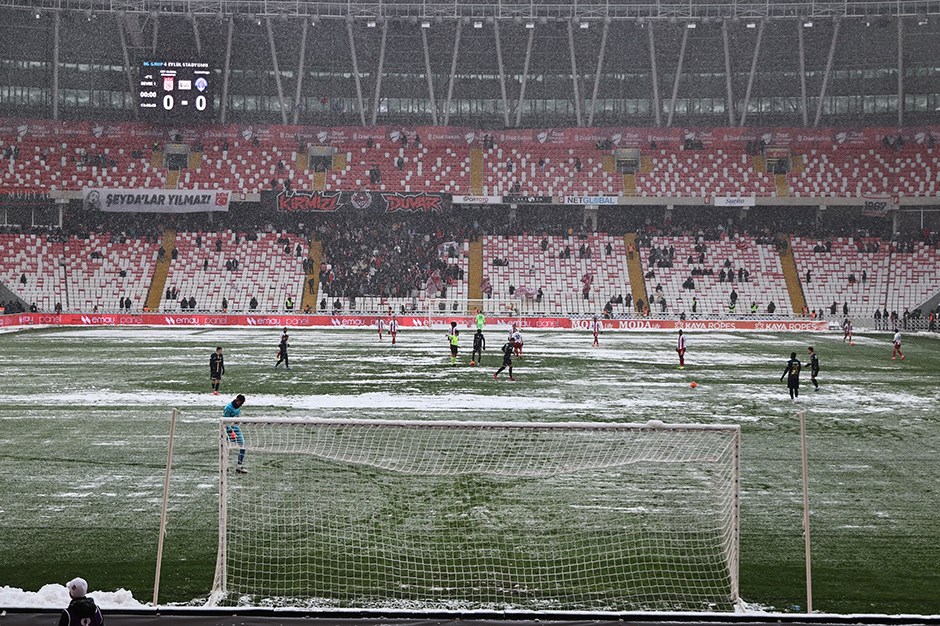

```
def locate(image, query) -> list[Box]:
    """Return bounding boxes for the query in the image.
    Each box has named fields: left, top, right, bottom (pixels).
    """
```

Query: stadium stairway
left=753, top=155, right=766, bottom=173
left=313, top=170, right=326, bottom=191
left=467, top=238, right=483, bottom=308
left=166, top=170, right=180, bottom=189
left=144, top=229, right=176, bottom=311
left=300, top=238, right=322, bottom=312
left=470, top=148, right=483, bottom=195
left=779, top=237, right=808, bottom=315
left=295, top=152, right=308, bottom=171
left=624, top=233, right=648, bottom=313
left=188, top=151, right=203, bottom=169
left=775, top=174, right=790, bottom=197
left=623, top=174, right=637, bottom=196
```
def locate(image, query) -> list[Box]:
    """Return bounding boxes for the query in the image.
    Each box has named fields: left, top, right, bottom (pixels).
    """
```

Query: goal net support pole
left=210, top=418, right=741, bottom=612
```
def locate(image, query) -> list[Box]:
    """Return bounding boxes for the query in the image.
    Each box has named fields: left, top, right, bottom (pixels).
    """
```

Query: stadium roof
left=4, top=0, right=940, bottom=20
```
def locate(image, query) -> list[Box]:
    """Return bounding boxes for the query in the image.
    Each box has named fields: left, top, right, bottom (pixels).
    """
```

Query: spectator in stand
left=19, top=273, right=27, bottom=285
left=830, top=301, right=838, bottom=315
left=767, top=301, right=776, bottom=314
left=843, top=302, right=849, bottom=316
left=188, top=296, right=196, bottom=310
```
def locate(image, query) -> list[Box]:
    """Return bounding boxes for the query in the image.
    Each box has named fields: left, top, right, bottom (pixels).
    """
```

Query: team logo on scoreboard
left=163, top=76, right=174, bottom=91
left=195, top=77, right=208, bottom=92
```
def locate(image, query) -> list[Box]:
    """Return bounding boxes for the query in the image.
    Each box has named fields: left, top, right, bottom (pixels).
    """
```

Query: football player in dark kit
left=471, top=329, right=485, bottom=365
left=210, top=346, right=224, bottom=395
left=275, top=328, right=290, bottom=369
left=780, top=351, right=802, bottom=400
left=807, top=346, right=820, bottom=391
left=493, top=341, right=515, bottom=381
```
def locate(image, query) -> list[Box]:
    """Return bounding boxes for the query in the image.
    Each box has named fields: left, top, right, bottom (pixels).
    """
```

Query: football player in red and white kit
left=891, top=328, right=905, bottom=360
left=842, top=318, right=853, bottom=343
left=389, top=315, right=399, bottom=345
left=591, top=315, right=601, bottom=347
left=676, top=329, right=687, bottom=369
left=510, top=325, right=523, bottom=357
left=377, top=317, right=386, bottom=341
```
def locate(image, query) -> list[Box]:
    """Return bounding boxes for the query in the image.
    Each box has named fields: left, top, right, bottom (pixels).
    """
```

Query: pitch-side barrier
left=0, top=312, right=830, bottom=332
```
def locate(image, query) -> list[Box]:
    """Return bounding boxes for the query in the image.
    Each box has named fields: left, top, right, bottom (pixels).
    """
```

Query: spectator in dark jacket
left=59, top=577, right=104, bottom=626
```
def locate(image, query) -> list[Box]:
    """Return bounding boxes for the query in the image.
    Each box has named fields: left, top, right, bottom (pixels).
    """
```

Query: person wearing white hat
left=58, top=577, right=104, bottom=626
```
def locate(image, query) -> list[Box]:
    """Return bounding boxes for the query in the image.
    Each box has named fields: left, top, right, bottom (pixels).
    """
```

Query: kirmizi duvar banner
left=82, top=188, right=231, bottom=213
left=270, top=190, right=451, bottom=213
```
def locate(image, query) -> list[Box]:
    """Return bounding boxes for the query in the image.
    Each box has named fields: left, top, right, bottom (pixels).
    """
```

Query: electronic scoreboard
left=138, top=60, right=213, bottom=119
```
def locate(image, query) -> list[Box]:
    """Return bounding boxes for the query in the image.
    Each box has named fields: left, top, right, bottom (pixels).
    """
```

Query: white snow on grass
left=0, top=390, right=597, bottom=413
left=0, top=584, right=146, bottom=609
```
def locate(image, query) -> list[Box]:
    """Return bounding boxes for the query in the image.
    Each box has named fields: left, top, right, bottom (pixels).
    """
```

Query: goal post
left=427, top=297, right=522, bottom=325
left=211, top=418, right=741, bottom=612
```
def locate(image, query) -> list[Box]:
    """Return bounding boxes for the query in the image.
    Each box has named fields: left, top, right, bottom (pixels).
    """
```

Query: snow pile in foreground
left=0, top=584, right=146, bottom=609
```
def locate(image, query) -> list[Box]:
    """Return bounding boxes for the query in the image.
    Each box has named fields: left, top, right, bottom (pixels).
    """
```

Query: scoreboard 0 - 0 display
left=139, top=60, right=213, bottom=119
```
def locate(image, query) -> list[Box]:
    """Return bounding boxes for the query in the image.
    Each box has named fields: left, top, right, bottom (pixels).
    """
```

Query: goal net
left=211, top=419, right=741, bottom=612
left=427, top=298, right=521, bottom=327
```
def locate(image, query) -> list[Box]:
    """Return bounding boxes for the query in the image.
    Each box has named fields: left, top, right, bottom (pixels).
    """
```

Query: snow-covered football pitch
left=0, top=326, right=938, bottom=614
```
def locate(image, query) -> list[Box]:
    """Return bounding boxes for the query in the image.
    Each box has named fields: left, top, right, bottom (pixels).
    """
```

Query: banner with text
left=452, top=195, right=503, bottom=205
left=270, top=190, right=451, bottom=213
left=2, top=312, right=829, bottom=333
left=712, top=196, right=757, bottom=207
left=82, top=188, right=231, bottom=213
left=2, top=117, right=939, bottom=152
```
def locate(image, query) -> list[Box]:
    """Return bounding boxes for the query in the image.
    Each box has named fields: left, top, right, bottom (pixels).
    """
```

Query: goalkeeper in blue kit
left=224, top=394, right=248, bottom=474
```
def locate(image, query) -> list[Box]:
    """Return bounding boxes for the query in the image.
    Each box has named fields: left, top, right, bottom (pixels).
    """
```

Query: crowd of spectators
left=314, top=212, right=474, bottom=302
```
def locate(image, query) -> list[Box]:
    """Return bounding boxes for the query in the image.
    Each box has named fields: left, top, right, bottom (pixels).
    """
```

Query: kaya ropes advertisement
left=82, top=188, right=231, bottom=213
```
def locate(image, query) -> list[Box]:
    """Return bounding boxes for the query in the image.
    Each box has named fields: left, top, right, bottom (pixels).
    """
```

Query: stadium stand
left=645, top=235, right=793, bottom=317
left=1, top=124, right=938, bottom=200
left=482, top=234, right=632, bottom=316
left=481, top=147, right=619, bottom=197
left=163, top=230, right=309, bottom=312
left=0, top=232, right=159, bottom=312
left=316, top=216, right=471, bottom=315
left=792, top=236, right=940, bottom=318
left=636, top=147, right=775, bottom=198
